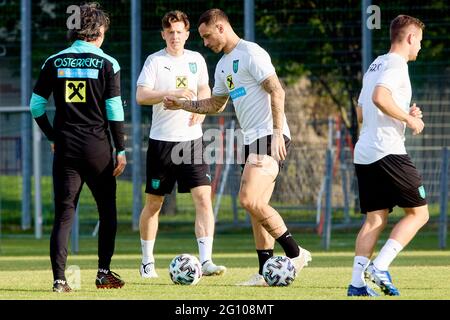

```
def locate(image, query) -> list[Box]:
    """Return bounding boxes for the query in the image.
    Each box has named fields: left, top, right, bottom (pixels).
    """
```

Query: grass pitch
left=0, top=228, right=449, bottom=300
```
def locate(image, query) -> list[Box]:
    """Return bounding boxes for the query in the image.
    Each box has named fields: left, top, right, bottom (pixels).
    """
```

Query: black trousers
left=50, top=151, right=117, bottom=281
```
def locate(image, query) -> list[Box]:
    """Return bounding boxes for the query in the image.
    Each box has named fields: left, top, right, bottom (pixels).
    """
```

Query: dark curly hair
left=68, top=2, right=110, bottom=42
left=198, top=8, right=229, bottom=27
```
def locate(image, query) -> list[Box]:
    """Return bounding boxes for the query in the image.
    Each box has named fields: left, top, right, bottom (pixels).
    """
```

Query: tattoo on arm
left=182, top=95, right=229, bottom=114
left=261, top=75, right=281, bottom=94
left=262, top=74, right=285, bottom=131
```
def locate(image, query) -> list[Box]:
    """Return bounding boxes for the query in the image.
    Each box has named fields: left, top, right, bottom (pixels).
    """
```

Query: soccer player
left=164, top=9, right=312, bottom=286
left=29, top=3, right=126, bottom=292
left=347, top=15, right=428, bottom=296
left=136, top=10, right=226, bottom=278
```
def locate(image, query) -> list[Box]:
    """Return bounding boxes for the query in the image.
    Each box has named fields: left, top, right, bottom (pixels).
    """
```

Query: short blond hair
left=390, top=15, right=425, bottom=43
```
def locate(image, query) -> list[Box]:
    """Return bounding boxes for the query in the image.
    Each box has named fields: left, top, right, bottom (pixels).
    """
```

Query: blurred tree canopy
left=1, top=0, right=449, bottom=141
left=253, top=0, right=450, bottom=142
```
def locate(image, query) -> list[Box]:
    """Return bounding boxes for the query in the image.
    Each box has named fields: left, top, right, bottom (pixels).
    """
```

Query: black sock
left=257, top=249, right=273, bottom=275
left=276, top=230, right=300, bottom=258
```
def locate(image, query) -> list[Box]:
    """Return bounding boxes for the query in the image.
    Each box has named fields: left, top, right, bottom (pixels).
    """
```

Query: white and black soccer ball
left=262, top=256, right=297, bottom=287
left=169, top=254, right=202, bottom=285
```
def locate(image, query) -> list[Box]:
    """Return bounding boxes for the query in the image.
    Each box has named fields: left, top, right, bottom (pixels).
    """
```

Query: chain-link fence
left=1, top=1, right=449, bottom=247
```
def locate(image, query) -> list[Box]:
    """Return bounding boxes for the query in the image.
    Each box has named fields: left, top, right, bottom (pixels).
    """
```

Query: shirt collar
left=72, top=40, right=103, bottom=53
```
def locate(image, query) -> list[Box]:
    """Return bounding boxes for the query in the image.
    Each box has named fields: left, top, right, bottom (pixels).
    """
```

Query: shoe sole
left=235, top=282, right=268, bottom=287
left=140, top=271, right=159, bottom=279
left=377, top=283, right=399, bottom=296
left=203, top=268, right=227, bottom=276
left=96, top=284, right=125, bottom=289
left=366, top=274, right=398, bottom=296
left=53, top=289, right=72, bottom=293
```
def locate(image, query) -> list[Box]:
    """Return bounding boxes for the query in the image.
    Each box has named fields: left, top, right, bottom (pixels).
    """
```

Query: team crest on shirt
left=226, top=74, right=235, bottom=90
left=189, top=62, right=197, bottom=74
left=233, top=59, right=239, bottom=73
left=152, top=179, right=161, bottom=190
left=176, top=76, right=188, bottom=88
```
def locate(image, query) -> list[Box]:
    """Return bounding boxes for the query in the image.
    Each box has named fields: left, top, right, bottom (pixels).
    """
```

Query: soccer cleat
left=290, top=246, right=312, bottom=272
left=365, top=263, right=400, bottom=296
left=140, top=262, right=159, bottom=278
left=52, top=279, right=72, bottom=293
left=201, top=260, right=227, bottom=276
left=347, top=284, right=379, bottom=297
left=95, top=269, right=125, bottom=289
left=236, top=273, right=268, bottom=287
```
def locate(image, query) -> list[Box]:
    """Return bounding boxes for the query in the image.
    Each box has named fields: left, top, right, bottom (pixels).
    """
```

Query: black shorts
left=241, top=134, right=291, bottom=172
left=145, top=137, right=211, bottom=195
left=355, top=154, right=427, bottom=214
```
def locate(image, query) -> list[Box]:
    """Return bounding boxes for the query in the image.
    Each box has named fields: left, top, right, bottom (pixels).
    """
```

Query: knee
left=365, top=215, right=388, bottom=230
left=415, top=208, right=430, bottom=226
left=143, top=199, right=163, bottom=217
left=239, top=193, right=253, bottom=211
left=405, top=206, right=429, bottom=226
left=239, top=193, right=263, bottom=213
left=194, top=194, right=212, bottom=212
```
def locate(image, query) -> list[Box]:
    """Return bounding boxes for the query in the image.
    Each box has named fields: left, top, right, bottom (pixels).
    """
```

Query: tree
left=254, top=0, right=450, bottom=145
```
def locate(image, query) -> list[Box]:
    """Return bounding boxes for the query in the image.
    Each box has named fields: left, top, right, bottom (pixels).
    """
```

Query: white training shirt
left=137, top=49, right=209, bottom=141
left=213, top=39, right=290, bottom=145
left=354, top=52, right=412, bottom=164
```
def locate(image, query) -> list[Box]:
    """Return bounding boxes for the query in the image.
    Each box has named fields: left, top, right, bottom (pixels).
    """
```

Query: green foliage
left=2, top=0, right=449, bottom=124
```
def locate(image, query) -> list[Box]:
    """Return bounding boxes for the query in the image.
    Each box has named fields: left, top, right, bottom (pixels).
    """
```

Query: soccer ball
left=262, top=256, right=297, bottom=286
left=169, top=254, right=202, bottom=285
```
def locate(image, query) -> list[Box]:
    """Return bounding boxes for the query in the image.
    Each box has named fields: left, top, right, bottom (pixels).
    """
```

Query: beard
left=208, top=45, right=221, bottom=53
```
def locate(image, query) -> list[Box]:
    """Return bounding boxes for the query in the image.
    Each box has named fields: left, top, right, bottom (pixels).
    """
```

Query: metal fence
left=1, top=108, right=449, bottom=248
left=1, top=0, right=449, bottom=249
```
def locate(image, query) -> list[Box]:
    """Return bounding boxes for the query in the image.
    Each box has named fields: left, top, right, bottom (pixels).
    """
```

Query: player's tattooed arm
left=262, top=74, right=287, bottom=161
left=164, top=94, right=229, bottom=114
left=261, top=74, right=285, bottom=132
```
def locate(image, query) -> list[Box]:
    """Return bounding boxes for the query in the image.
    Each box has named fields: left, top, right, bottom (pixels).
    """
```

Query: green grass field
left=0, top=228, right=449, bottom=300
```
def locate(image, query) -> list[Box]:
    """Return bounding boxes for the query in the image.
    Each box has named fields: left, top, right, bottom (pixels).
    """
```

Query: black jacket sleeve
left=109, top=120, right=125, bottom=153
left=35, top=114, right=55, bottom=141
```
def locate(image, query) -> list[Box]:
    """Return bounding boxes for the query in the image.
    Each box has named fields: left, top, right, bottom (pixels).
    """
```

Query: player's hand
left=113, top=152, right=127, bottom=177
left=409, top=103, right=423, bottom=119
left=189, top=113, right=205, bottom=126
left=270, top=130, right=287, bottom=162
left=170, top=88, right=196, bottom=101
left=50, top=143, right=55, bottom=153
left=406, top=115, right=425, bottom=135
left=163, top=96, right=183, bottom=110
